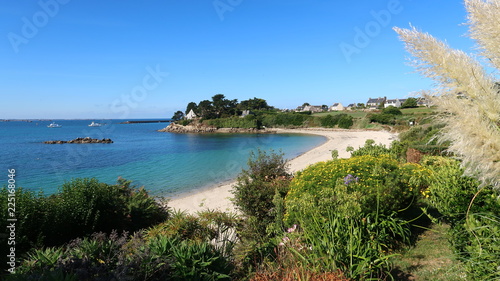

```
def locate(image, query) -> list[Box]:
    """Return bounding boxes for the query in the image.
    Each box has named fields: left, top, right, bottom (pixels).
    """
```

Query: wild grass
left=395, top=0, right=500, bottom=187
left=393, top=223, right=468, bottom=281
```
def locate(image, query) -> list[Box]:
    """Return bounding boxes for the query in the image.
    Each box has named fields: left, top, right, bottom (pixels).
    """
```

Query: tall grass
left=394, top=0, right=500, bottom=187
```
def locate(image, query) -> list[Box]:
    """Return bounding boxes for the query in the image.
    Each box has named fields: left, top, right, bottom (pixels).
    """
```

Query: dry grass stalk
left=394, top=0, right=500, bottom=187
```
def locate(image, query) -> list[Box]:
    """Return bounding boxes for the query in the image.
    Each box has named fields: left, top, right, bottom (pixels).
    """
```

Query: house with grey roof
left=385, top=98, right=407, bottom=108
left=366, top=97, right=386, bottom=109
left=329, top=103, right=344, bottom=111
left=303, top=105, right=324, bottom=113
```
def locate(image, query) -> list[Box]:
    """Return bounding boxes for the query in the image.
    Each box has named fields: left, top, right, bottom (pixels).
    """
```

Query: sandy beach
left=167, top=129, right=398, bottom=213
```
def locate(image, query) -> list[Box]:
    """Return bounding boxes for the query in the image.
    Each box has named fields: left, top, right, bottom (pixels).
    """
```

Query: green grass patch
left=401, top=107, right=435, bottom=115
left=313, top=110, right=368, bottom=119
left=392, top=223, right=467, bottom=281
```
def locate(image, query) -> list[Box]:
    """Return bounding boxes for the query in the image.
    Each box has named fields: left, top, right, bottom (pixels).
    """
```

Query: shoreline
left=167, top=128, right=398, bottom=213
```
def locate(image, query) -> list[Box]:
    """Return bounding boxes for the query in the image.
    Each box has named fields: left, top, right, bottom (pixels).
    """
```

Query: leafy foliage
left=11, top=210, right=238, bottom=280
left=337, top=115, right=353, bottom=129
left=368, top=113, right=397, bottom=125
left=348, top=139, right=399, bottom=159
left=401, top=97, right=418, bottom=108
left=382, top=106, right=403, bottom=115
left=205, top=116, right=258, bottom=129
left=422, top=156, right=500, bottom=279
left=172, top=110, right=184, bottom=121
left=285, top=155, right=430, bottom=225
left=261, top=112, right=311, bottom=127
left=287, top=209, right=409, bottom=280
left=232, top=150, right=292, bottom=238
left=0, top=177, right=169, bottom=271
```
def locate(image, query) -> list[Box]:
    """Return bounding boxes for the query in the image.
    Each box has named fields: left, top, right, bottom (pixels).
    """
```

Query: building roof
left=367, top=97, right=386, bottom=104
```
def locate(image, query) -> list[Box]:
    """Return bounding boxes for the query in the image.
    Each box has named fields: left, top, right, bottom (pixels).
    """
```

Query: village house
left=384, top=98, right=406, bottom=108
left=329, top=103, right=344, bottom=111
left=185, top=109, right=198, bottom=120
left=417, top=97, right=430, bottom=107
left=303, top=105, right=324, bottom=113
left=366, top=97, right=386, bottom=109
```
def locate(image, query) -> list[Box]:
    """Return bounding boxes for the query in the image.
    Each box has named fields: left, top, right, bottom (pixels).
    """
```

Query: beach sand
left=167, top=129, right=398, bottom=213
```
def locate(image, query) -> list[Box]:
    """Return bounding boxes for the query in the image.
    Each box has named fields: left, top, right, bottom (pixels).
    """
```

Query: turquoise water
left=0, top=120, right=325, bottom=196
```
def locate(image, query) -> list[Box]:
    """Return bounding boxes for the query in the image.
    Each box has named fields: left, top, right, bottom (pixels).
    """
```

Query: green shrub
left=422, top=156, right=500, bottom=279
left=0, top=177, right=169, bottom=264
left=463, top=214, right=500, bottom=280
left=349, top=139, right=396, bottom=158
left=232, top=150, right=292, bottom=238
left=369, top=113, right=397, bottom=125
left=281, top=155, right=430, bottom=279
left=180, top=119, right=192, bottom=126
left=382, top=106, right=403, bottom=115
left=205, top=116, right=258, bottom=129
left=319, top=114, right=353, bottom=129
left=261, top=113, right=311, bottom=127
left=423, top=156, right=498, bottom=223
left=0, top=188, right=48, bottom=255
left=13, top=222, right=235, bottom=280
left=283, top=208, right=409, bottom=280
left=320, top=114, right=337, bottom=127
left=337, top=115, right=353, bottom=129
left=285, top=155, right=430, bottom=225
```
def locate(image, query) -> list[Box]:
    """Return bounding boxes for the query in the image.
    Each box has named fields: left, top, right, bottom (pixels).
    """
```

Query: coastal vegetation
left=4, top=1, right=500, bottom=280
left=3, top=118, right=499, bottom=279
left=167, top=94, right=434, bottom=132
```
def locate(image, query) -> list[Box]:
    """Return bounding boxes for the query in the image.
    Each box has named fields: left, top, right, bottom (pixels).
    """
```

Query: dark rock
left=44, top=137, right=113, bottom=144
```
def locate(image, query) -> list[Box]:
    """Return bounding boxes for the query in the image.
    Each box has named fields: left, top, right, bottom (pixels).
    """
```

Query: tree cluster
left=174, top=95, right=273, bottom=120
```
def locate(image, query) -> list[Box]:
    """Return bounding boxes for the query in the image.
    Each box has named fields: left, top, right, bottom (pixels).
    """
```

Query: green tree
left=172, top=110, right=184, bottom=121
left=239, top=97, right=271, bottom=111
left=401, top=97, right=418, bottom=108
left=185, top=102, right=198, bottom=115
left=212, top=94, right=238, bottom=118
left=198, top=100, right=215, bottom=119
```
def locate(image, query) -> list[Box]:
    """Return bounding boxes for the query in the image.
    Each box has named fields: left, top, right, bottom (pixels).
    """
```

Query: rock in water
left=44, top=138, right=113, bottom=144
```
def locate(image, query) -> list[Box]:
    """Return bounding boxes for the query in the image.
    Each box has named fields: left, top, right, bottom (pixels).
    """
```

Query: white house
left=329, top=103, right=344, bottom=111
left=366, top=97, right=386, bottom=109
left=384, top=99, right=404, bottom=108
left=185, top=109, right=198, bottom=120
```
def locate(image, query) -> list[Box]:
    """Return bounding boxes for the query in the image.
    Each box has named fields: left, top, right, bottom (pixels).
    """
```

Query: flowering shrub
left=281, top=155, right=430, bottom=279
left=285, top=155, right=430, bottom=225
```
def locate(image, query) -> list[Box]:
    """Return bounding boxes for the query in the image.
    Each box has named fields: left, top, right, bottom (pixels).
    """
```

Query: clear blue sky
left=1, top=0, right=473, bottom=119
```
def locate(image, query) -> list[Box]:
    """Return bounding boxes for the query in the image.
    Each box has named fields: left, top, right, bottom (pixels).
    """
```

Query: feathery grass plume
left=466, top=0, right=500, bottom=71
left=394, top=0, right=500, bottom=187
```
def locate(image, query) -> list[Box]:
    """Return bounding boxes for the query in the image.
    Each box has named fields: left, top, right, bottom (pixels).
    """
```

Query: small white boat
left=88, top=121, right=103, bottom=127
left=47, top=122, right=62, bottom=128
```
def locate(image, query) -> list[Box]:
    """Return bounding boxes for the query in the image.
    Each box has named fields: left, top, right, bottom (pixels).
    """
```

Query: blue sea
left=0, top=120, right=325, bottom=197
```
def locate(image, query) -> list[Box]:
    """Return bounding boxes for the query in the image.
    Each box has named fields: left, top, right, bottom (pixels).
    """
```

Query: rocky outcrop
left=44, top=137, right=113, bottom=144
left=158, top=122, right=276, bottom=134
left=159, top=123, right=218, bottom=133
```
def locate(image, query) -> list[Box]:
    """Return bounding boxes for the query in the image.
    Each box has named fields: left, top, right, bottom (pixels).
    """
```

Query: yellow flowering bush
left=285, top=155, right=430, bottom=225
